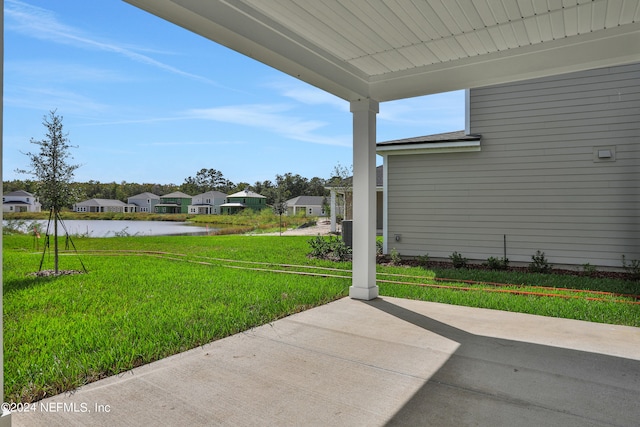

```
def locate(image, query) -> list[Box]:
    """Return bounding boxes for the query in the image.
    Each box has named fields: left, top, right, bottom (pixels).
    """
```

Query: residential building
left=2, top=190, right=42, bottom=213
left=188, top=191, right=227, bottom=214
left=155, top=191, right=192, bottom=214
left=285, top=195, right=326, bottom=217
left=128, top=192, right=160, bottom=213
left=221, top=190, right=266, bottom=214
left=378, top=63, right=640, bottom=269
left=73, top=198, right=137, bottom=213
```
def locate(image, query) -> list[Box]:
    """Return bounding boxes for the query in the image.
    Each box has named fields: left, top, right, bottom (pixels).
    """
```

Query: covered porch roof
left=124, top=0, right=639, bottom=102
left=123, top=0, right=640, bottom=300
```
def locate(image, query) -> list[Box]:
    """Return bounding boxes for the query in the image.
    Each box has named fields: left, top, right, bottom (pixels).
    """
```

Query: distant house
left=221, top=190, right=267, bottom=214
left=188, top=191, right=227, bottom=215
left=73, top=198, right=137, bottom=213
left=285, top=196, right=326, bottom=217
left=3, top=190, right=42, bottom=213
left=128, top=192, right=160, bottom=213
left=155, top=191, right=192, bottom=214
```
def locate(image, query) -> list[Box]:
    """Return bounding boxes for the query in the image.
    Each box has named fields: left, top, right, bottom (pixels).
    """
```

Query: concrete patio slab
left=11, top=297, right=640, bottom=426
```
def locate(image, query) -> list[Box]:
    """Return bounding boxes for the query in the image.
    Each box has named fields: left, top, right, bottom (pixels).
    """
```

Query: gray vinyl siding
left=386, top=63, right=639, bottom=268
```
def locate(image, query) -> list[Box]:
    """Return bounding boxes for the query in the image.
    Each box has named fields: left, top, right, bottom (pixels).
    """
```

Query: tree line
left=7, top=111, right=350, bottom=211
left=4, top=168, right=334, bottom=208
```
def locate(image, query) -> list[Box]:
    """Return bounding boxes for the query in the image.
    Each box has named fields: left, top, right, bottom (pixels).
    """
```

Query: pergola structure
left=123, top=0, right=640, bottom=301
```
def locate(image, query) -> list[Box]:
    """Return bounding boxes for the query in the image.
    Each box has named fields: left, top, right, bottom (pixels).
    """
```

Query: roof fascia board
left=377, top=140, right=480, bottom=156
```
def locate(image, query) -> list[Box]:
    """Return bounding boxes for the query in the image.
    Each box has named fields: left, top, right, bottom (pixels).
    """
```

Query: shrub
left=416, top=254, right=430, bottom=267
left=621, top=255, right=640, bottom=280
left=307, top=235, right=351, bottom=262
left=484, top=256, right=509, bottom=270
left=332, top=238, right=352, bottom=262
left=581, top=263, right=597, bottom=276
left=3, top=219, right=27, bottom=235
left=2, top=219, right=44, bottom=236
left=111, top=227, right=140, bottom=237
left=308, top=235, right=330, bottom=258
left=390, top=248, right=401, bottom=265
left=529, top=250, right=552, bottom=273
left=449, top=251, right=467, bottom=269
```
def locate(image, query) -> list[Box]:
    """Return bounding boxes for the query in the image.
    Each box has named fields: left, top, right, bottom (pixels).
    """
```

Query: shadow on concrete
left=365, top=299, right=640, bottom=427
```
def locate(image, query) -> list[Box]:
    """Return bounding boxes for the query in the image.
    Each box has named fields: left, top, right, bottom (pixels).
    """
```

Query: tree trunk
left=54, top=208, right=59, bottom=274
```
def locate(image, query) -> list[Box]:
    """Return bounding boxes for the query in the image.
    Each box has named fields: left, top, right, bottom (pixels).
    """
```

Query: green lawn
left=3, top=234, right=639, bottom=403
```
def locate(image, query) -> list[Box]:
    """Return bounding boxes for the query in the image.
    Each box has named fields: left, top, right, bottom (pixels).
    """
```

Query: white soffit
left=124, top=0, right=640, bottom=102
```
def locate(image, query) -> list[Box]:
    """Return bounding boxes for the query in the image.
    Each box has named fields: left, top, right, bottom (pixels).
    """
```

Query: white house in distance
left=73, top=198, right=137, bottom=213
left=2, top=190, right=42, bottom=213
left=378, top=62, right=640, bottom=269
left=128, top=192, right=160, bottom=213
left=188, top=191, right=227, bottom=215
left=285, top=195, right=326, bottom=217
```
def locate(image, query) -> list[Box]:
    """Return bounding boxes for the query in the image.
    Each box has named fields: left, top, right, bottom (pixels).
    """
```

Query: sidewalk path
left=253, top=219, right=337, bottom=236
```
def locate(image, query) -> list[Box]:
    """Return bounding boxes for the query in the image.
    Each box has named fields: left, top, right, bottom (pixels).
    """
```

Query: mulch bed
left=377, top=257, right=637, bottom=281
left=27, top=270, right=86, bottom=277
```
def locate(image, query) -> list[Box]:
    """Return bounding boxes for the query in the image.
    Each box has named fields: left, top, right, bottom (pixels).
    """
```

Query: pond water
left=5, top=220, right=213, bottom=238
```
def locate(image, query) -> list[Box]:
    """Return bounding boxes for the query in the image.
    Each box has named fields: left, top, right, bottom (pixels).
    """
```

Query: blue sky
left=4, top=0, right=465, bottom=186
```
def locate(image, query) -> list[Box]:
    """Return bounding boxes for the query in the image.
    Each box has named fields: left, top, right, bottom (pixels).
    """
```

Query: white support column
left=329, top=189, right=337, bottom=233
left=349, top=98, right=379, bottom=300
left=381, top=154, right=389, bottom=255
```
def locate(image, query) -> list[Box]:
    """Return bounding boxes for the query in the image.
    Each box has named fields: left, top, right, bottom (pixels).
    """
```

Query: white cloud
left=3, top=86, right=110, bottom=115
left=140, top=140, right=246, bottom=147
left=5, top=60, right=131, bottom=83
left=5, top=0, right=218, bottom=85
left=187, top=104, right=351, bottom=147
left=268, top=80, right=349, bottom=111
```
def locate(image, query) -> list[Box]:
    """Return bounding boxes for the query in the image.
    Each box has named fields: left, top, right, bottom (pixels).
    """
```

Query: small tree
left=16, top=110, right=80, bottom=274
left=327, top=163, right=353, bottom=220
left=272, top=189, right=289, bottom=236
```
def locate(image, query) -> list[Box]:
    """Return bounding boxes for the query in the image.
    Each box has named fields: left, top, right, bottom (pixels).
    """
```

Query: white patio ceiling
left=126, top=0, right=640, bottom=102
